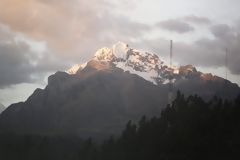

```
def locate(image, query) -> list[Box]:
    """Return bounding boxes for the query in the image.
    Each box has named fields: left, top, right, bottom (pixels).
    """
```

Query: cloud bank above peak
left=0, top=0, right=239, bottom=90
left=0, top=0, right=150, bottom=57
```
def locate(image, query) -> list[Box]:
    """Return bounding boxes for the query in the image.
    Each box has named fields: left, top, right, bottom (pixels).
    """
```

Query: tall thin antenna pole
left=170, top=40, right=173, bottom=67
left=168, top=40, right=173, bottom=104
left=225, top=48, right=228, bottom=81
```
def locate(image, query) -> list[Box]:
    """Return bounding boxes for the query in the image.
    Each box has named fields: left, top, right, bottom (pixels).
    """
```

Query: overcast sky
left=0, top=0, right=240, bottom=106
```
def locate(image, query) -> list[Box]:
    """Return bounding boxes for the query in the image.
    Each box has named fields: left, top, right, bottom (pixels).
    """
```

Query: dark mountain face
left=68, top=42, right=240, bottom=101
left=174, top=67, right=240, bottom=100
left=0, top=43, right=239, bottom=139
left=0, top=62, right=168, bottom=138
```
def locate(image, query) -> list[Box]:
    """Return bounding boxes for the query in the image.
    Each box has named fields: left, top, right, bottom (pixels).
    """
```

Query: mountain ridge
left=0, top=42, right=239, bottom=138
left=0, top=66, right=168, bottom=138
left=68, top=42, right=238, bottom=88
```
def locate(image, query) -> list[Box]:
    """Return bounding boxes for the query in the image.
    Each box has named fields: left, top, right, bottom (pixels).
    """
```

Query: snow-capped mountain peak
left=67, top=42, right=168, bottom=84
left=67, top=63, right=87, bottom=74
left=94, top=47, right=115, bottom=61
left=67, top=42, right=212, bottom=86
left=112, top=41, right=129, bottom=60
left=93, top=42, right=130, bottom=62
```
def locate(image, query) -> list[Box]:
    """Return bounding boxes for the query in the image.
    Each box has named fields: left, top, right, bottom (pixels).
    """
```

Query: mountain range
left=68, top=42, right=239, bottom=99
left=0, top=42, right=239, bottom=138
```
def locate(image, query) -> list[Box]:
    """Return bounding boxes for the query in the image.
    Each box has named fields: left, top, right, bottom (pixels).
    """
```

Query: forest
left=0, top=91, right=240, bottom=160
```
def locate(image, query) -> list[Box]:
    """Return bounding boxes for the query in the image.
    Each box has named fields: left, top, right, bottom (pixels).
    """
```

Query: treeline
left=97, top=92, right=240, bottom=160
left=0, top=92, right=240, bottom=160
left=0, top=134, right=84, bottom=160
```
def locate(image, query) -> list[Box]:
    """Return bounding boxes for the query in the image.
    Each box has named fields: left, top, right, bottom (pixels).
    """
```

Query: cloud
left=138, top=22, right=240, bottom=76
left=0, top=0, right=152, bottom=87
left=155, top=15, right=211, bottom=34
left=210, top=24, right=235, bottom=40
left=0, top=0, right=239, bottom=89
left=0, top=42, right=32, bottom=87
left=0, top=24, right=67, bottom=88
left=183, top=15, right=211, bottom=25
left=209, top=24, right=240, bottom=75
left=0, top=0, right=150, bottom=60
left=157, top=19, right=195, bottom=33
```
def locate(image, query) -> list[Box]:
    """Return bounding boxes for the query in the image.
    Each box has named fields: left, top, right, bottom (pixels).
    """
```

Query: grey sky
left=0, top=0, right=239, bottom=106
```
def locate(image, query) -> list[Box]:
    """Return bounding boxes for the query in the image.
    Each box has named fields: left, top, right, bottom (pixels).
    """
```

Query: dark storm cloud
left=135, top=22, right=240, bottom=76
left=210, top=24, right=235, bottom=40
left=209, top=24, right=240, bottom=74
left=157, top=19, right=195, bottom=33
left=136, top=37, right=226, bottom=70
left=0, top=25, right=68, bottom=88
left=176, top=23, right=240, bottom=75
left=0, top=41, right=33, bottom=87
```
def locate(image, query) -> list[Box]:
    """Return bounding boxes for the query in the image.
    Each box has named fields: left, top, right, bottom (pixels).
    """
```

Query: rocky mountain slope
left=68, top=42, right=239, bottom=99
left=0, top=42, right=239, bottom=138
left=0, top=64, right=168, bottom=138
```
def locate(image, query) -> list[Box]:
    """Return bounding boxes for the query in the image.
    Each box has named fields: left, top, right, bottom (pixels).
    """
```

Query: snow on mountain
left=93, top=42, right=129, bottom=62
left=114, top=48, right=165, bottom=84
left=67, top=62, right=87, bottom=74
left=1, top=43, right=239, bottom=138
left=67, top=42, right=169, bottom=84
left=112, top=41, right=129, bottom=60
left=94, top=47, right=115, bottom=61
left=67, top=42, right=223, bottom=85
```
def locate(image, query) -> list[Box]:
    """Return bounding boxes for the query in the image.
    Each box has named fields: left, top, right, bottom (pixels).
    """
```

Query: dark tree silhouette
left=1, top=92, right=240, bottom=160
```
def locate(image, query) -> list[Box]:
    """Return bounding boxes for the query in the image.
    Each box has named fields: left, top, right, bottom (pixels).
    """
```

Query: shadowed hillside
left=1, top=92, right=240, bottom=160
